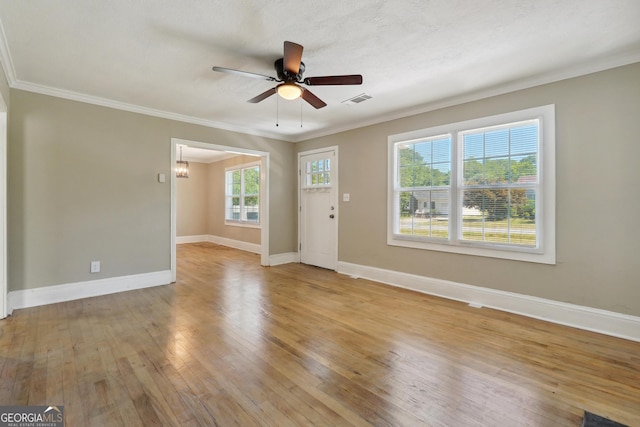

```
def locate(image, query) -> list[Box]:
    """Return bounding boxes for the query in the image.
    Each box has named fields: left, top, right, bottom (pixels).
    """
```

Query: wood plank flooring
left=1, top=242, right=639, bottom=426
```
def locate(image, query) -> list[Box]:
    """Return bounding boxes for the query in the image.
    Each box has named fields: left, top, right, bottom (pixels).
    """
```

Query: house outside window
left=396, top=133, right=452, bottom=239
left=225, top=162, right=260, bottom=225
left=388, top=105, right=555, bottom=264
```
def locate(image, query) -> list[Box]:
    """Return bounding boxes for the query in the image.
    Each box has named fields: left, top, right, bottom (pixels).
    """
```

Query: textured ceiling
left=0, top=0, right=639, bottom=142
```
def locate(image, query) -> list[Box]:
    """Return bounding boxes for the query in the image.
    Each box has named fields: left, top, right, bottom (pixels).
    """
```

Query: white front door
left=299, top=148, right=338, bottom=270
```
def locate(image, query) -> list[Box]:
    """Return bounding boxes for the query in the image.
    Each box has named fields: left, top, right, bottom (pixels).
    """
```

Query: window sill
left=224, top=221, right=261, bottom=229
left=388, top=235, right=555, bottom=265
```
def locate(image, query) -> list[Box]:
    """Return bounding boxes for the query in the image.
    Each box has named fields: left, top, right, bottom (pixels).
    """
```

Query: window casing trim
left=387, top=104, right=555, bottom=264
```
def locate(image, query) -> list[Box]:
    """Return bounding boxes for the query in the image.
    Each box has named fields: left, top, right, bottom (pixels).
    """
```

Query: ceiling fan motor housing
left=212, top=41, right=361, bottom=109
left=275, top=58, right=305, bottom=82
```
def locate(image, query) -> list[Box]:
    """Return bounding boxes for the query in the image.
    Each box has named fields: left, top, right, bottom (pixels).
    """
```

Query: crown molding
left=292, top=48, right=640, bottom=142
left=0, top=18, right=293, bottom=141
left=1, top=13, right=639, bottom=144
left=0, top=17, right=16, bottom=86
left=11, top=79, right=296, bottom=141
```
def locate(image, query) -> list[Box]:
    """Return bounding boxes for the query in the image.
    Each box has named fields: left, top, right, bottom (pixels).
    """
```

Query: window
left=303, top=157, right=331, bottom=187
left=225, top=162, right=260, bottom=225
left=388, top=105, right=555, bottom=264
left=396, top=134, right=451, bottom=239
left=460, top=121, right=538, bottom=246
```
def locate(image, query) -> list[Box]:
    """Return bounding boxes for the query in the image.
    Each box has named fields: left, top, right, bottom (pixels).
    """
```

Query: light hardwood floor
left=1, top=243, right=639, bottom=426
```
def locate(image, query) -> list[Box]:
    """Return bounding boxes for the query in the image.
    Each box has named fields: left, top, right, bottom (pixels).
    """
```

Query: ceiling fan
left=212, top=41, right=363, bottom=109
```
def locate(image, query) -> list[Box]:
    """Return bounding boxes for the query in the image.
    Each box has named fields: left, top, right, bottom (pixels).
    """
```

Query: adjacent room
left=0, top=1, right=639, bottom=426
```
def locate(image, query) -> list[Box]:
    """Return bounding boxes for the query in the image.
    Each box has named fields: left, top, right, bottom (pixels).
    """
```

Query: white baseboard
left=337, top=261, right=640, bottom=343
left=269, top=252, right=299, bottom=266
left=207, top=235, right=261, bottom=254
left=176, top=235, right=209, bottom=244
left=177, top=234, right=261, bottom=254
left=177, top=235, right=296, bottom=266
left=8, top=270, right=172, bottom=313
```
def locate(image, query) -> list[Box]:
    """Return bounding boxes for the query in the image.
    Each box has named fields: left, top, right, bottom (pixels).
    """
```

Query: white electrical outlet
left=90, top=261, right=101, bottom=273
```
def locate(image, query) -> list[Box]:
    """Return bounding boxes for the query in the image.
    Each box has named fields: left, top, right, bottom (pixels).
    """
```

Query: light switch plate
left=90, top=261, right=101, bottom=273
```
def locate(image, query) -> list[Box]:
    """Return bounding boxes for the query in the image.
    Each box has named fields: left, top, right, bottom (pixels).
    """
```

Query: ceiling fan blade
left=301, top=89, right=327, bottom=109
left=283, top=41, right=303, bottom=74
left=303, top=75, right=363, bottom=86
left=212, top=66, right=276, bottom=81
left=247, top=87, right=277, bottom=103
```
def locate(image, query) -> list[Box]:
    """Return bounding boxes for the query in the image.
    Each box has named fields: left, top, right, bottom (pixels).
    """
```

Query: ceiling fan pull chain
left=276, top=95, right=279, bottom=127
left=213, top=41, right=361, bottom=111
left=300, top=98, right=303, bottom=128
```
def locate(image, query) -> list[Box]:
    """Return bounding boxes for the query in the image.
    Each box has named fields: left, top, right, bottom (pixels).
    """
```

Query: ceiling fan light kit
left=276, top=82, right=303, bottom=100
left=212, top=41, right=363, bottom=109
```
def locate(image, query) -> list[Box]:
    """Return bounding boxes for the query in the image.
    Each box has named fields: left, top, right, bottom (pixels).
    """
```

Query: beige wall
left=8, top=90, right=296, bottom=291
left=0, top=63, right=9, bottom=108
left=176, top=155, right=260, bottom=245
left=7, top=62, right=640, bottom=317
left=296, top=62, right=640, bottom=317
left=176, top=162, right=208, bottom=237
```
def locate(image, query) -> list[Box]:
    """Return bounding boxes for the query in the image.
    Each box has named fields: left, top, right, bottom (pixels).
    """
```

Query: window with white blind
left=388, top=105, right=555, bottom=264
left=396, top=134, right=452, bottom=240
left=225, top=162, right=260, bottom=225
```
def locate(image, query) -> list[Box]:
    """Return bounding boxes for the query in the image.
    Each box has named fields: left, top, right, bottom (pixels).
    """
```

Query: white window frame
left=225, top=161, right=261, bottom=228
left=388, top=104, right=555, bottom=264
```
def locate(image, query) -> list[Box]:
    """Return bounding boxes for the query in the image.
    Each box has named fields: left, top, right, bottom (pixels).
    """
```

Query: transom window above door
left=303, top=158, right=331, bottom=188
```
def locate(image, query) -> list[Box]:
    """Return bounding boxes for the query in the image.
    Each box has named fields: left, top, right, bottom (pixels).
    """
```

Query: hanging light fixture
left=176, top=145, right=189, bottom=178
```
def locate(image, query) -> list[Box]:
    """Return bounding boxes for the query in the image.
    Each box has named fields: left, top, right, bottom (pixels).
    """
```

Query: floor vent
left=342, top=93, right=372, bottom=104
left=582, top=411, right=628, bottom=427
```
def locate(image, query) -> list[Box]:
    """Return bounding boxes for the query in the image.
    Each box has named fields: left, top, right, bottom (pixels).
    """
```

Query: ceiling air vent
left=342, top=93, right=372, bottom=104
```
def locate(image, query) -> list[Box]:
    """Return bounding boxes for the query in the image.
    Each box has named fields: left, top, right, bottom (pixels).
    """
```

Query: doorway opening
left=170, top=138, right=270, bottom=283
